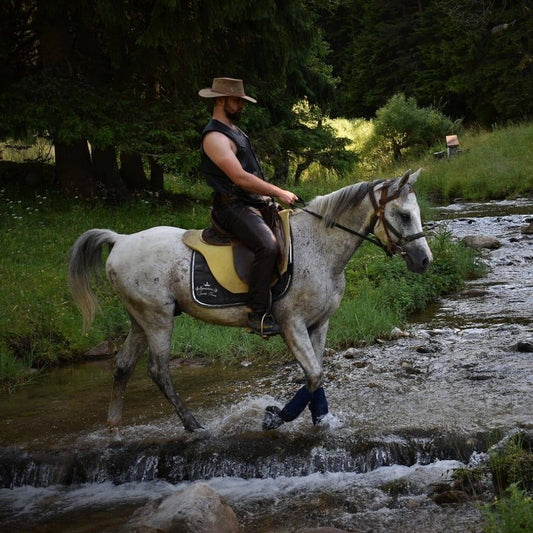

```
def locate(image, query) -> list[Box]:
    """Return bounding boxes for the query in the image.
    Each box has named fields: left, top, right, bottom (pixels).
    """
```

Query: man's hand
left=276, top=190, right=299, bottom=206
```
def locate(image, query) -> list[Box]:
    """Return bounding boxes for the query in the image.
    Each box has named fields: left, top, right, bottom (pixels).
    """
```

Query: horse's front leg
left=307, top=321, right=330, bottom=425
left=263, top=320, right=329, bottom=429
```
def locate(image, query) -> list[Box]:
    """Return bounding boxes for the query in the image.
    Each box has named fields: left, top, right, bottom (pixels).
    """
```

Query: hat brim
left=198, top=88, right=257, bottom=103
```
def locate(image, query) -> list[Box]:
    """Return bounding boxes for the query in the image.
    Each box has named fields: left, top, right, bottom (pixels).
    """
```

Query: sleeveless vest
left=200, top=119, right=266, bottom=205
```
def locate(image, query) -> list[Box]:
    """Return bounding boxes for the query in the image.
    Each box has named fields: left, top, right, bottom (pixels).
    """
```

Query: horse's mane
left=308, top=179, right=386, bottom=227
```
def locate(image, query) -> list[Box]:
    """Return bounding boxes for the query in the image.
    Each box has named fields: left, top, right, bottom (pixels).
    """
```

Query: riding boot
left=247, top=311, right=281, bottom=336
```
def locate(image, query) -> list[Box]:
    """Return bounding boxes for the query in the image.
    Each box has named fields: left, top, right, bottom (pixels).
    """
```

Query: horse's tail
left=68, top=229, right=121, bottom=333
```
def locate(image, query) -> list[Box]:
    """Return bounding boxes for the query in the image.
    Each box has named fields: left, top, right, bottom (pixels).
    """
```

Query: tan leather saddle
left=182, top=209, right=291, bottom=294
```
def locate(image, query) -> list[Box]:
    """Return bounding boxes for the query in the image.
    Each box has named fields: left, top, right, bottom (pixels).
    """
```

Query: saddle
left=182, top=209, right=292, bottom=304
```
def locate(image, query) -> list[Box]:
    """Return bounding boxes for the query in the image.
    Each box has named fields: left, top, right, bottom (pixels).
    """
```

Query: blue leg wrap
left=279, top=386, right=313, bottom=422
left=309, top=387, right=329, bottom=425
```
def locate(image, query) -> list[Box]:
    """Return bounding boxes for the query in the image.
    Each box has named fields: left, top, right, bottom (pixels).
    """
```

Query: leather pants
left=213, top=200, right=278, bottom=313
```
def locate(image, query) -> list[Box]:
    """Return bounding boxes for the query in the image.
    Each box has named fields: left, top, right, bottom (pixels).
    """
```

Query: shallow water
left=0, top=199, right=532, bottom=532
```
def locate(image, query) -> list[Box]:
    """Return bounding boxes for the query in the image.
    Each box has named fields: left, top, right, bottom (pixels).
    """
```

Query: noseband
left=300, top=181, right=426, bottom=257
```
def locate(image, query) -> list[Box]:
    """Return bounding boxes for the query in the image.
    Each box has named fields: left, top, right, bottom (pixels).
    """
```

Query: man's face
left=223, top=96, right=245, bottom=122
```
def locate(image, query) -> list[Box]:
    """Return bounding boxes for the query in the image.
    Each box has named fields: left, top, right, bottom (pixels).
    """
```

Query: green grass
left=389, top=122, right=533, bottom=203
left=0, top=186, right=482, bottom=393
left=1, top=121, right=531, bottom=391
left=483, top=432, right=533, bottom=533
left=484, top=484, right=533, bottom=533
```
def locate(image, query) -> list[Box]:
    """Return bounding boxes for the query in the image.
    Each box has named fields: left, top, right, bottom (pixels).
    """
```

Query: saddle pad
left=190, top=249, right=292, bottom=308
left=184, top=230, right=248, bottom=293
left=182, top=209, right=292, bottom=294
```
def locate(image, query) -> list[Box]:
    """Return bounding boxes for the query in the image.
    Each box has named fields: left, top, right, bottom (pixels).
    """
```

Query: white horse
left=68, top=169, right=433, bottom=432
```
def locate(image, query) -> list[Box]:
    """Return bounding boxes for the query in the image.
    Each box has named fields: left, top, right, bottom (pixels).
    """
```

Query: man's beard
left=224, top=107, right=242, bottom=122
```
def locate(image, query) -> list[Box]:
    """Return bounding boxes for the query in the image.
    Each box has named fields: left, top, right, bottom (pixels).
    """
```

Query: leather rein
left=298, top=181, right=426, bottom=258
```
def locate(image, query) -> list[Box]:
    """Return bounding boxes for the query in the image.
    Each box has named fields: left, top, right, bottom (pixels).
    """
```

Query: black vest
left=200, top=119, right=266, bottom=205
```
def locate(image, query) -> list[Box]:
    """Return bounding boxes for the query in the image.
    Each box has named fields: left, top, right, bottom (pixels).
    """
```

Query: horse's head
left=372, top=168, right=433, bottom=274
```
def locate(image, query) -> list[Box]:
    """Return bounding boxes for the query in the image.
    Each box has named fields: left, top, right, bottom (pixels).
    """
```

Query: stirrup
left=247, top=312, right=281, bottom=338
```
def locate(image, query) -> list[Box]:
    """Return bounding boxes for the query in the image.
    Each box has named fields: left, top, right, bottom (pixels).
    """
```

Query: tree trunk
left=148, top=156, right=164, bottom=192
left=54, top=140, right=96, bottom=196
left=120, top=152, right=148, bottom=190
left=272, top=151, right=290, bottom=184
left=92, top=146, right=128, bottom=200
left=294, top=153, right=313, bottom=185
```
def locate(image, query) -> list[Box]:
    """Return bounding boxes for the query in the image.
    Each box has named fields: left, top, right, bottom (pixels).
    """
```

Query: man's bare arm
left=202, top=132, right=297, bottom=205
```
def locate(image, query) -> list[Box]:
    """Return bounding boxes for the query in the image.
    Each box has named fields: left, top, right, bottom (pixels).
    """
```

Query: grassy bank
left=0, top=184, right=481, bottom=393
left=2, top=122, right=531, bottom=392
left=390, top=122, right=533, bottom=203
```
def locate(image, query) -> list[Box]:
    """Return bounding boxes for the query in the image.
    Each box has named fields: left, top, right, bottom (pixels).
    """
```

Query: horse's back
left=106, top=225, right=190, bottom=299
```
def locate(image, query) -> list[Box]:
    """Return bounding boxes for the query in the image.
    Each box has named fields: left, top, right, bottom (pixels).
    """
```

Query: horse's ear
left=399, top=169, right=412, bottom=188
left=408, top=168, right=422, bottom=185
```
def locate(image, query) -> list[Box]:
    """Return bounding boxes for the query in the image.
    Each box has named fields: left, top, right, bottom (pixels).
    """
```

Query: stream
left=0, top=199, right=532, bottom=532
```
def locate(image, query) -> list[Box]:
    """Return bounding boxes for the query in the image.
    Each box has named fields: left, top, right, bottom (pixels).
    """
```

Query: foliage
left=484, top=432, right=533, bottom=533
left=0, top=180, right=483, bottom=393
left=324, top=0, right=533, bottom=125
left=0, top=0, right=343, bottom=191
left=489, top=432, right=533, bottom=497
left=484, top=484, right=533, bottom=533
left=371, top=93, right=459, bottom=162
left=409, top=122, right=533, bottom=203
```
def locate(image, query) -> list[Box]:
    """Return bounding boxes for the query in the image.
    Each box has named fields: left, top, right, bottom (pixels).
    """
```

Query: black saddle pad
left=191, top=251, right=293, bottom=308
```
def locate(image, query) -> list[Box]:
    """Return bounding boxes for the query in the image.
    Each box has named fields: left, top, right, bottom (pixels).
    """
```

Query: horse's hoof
left=185, top=422, right=204, bottom=433
left=107, top=426, right=124, bottom=446
left=262, top=405, right=284, bottom=430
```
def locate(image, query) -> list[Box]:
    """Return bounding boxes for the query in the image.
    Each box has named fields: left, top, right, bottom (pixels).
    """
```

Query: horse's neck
left=293, top=195, right=375, bottom=274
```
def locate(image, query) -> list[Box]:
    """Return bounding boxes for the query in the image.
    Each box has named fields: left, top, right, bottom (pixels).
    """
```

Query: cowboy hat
left=198, top=77, right=257, bottom=103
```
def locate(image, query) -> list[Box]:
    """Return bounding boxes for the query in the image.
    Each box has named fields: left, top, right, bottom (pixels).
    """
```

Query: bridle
left=298, top=181, right=426, bottom=257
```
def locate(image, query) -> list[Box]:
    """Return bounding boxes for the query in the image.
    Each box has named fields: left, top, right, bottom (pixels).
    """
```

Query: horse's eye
left=400, top=212, right=411, bottom=223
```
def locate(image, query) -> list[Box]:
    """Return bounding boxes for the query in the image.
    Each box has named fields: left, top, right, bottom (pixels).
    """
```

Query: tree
left=322, top=0, right=533, bottom=125
left=373, top=93, right=455, bottom=161
left=0, top=0, right=343, bottom=195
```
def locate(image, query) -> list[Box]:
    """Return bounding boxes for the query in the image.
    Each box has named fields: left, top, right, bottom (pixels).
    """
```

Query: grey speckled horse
left=68, top=169, right=432, bottom=433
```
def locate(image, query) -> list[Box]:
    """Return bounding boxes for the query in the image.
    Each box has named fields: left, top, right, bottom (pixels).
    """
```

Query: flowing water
left=1, top=200, right=532, bottom=532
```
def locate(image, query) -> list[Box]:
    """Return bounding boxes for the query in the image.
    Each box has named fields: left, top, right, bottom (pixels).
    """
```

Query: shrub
left=372, top=93, right=459, bottom=162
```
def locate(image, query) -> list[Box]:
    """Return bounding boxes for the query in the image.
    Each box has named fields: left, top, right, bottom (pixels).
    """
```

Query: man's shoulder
left=203, top=118, right=232, bottom=135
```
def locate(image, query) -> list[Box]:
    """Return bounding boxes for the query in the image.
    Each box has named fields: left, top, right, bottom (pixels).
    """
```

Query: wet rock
left=462, top=235, right=501, bottom=249
left=401, top=360, right=423, bottom=375
left=515, top=340, right=533, bottom=353
left=416, top=344, right=440, bottom=354
left=460, top=288, right=490, bottom=297
left=125, top=482, right=240, bottom=533
left=83, top=340, right=116, bottom=357
left=432, top=489, right=469, bottom=505
left=342, top=347, right=363, bottom=359
left=521, top=221, right=533, bottom=235
left=390, top=327, right=409, bottom=339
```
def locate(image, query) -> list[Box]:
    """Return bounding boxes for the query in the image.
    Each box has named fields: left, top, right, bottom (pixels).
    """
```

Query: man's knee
left=262, top=237, right=278, bottom=258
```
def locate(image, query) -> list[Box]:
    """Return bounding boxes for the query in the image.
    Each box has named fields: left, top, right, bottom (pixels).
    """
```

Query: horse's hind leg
left=107, top=316, right=148, bottom=430
left=146, top=324, right=203, bottom=432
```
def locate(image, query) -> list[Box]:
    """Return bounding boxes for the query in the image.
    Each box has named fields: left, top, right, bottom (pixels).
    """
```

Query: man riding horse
left=199, top=77, right=298, bottom=336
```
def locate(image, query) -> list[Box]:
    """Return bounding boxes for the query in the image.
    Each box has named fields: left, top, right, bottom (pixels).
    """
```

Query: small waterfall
left=1, top=430, right=486, bottom=489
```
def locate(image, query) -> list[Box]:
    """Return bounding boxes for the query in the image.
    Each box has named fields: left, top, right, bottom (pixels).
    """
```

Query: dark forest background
left=1, top=0, right=531, bottom=196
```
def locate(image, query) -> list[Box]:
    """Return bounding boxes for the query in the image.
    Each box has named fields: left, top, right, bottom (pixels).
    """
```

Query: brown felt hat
left=198, top=77, right=257, bottom=103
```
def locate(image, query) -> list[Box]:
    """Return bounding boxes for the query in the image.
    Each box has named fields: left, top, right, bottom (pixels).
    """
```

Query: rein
left=297, top=181, right=426, bottom=257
